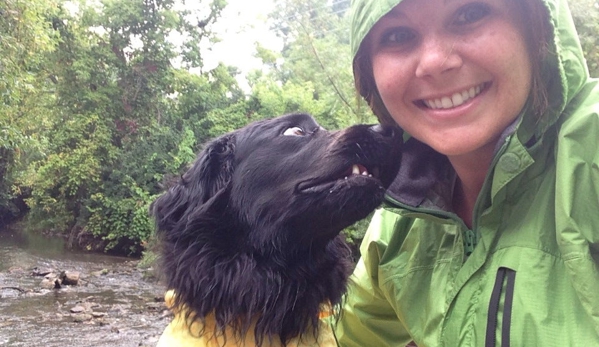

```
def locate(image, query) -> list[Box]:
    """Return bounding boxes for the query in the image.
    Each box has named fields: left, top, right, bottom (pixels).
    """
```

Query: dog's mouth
left=296, top=164, right=381, bottom=194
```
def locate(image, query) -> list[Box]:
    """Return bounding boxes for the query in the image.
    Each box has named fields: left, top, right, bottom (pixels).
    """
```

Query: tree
left=20, top=0, right=233, bottom=254
left=0, top=0, right=58, bottom=226
left=245, top=0, right=375, bottom=130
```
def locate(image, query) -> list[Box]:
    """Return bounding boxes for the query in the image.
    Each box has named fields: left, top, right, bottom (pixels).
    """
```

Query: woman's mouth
left=419, top=82, right=488, bottom=110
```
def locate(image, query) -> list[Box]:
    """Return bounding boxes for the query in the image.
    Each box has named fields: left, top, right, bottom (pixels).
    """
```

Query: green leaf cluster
left=86, top=184, right=156, bottom=254
left=570, top=0, right=599, bottom=77
left=1, top=0, right=59, bottom=224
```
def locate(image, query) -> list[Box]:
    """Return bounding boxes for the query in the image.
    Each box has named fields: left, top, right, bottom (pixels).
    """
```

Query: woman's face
left=368, top=0, right=532, bottom=160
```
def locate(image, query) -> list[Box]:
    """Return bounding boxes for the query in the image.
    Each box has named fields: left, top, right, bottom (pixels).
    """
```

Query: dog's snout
left=369, top=124, right=396, bottom=138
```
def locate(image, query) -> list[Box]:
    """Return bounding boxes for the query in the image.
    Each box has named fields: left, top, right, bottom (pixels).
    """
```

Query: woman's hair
left=353, top=0, right=552, bottom=126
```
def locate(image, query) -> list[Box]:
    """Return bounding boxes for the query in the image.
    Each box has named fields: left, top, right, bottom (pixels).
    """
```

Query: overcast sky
left=202, top=0, right=281, bottom=75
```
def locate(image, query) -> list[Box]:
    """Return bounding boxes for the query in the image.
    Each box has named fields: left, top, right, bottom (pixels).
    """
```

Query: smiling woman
left=334, top=0, right=599, bottom=346
left=368, top=0, right=532, bottom=164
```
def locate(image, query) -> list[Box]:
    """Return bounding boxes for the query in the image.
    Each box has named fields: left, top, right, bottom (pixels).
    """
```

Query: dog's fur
left=151, top=113, right=402, bottom=346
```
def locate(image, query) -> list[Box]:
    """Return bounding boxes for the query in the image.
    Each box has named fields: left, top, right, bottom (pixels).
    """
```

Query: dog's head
left=152, top=113, right=402, bottom=254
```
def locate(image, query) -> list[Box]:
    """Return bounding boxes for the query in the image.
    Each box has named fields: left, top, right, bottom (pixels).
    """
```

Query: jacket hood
left=349, top=0, right=590, bottom=140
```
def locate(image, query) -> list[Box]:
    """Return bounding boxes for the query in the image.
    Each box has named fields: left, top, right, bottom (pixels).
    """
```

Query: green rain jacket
left=335, top=0, right=599, bottom=346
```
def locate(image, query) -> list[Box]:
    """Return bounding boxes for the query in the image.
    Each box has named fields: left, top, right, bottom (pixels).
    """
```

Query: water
left=0, top=226, right=168, bottom=346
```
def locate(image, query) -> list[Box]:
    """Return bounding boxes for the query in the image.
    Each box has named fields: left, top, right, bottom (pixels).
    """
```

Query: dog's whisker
left=355, top=143, right=365, bottom=158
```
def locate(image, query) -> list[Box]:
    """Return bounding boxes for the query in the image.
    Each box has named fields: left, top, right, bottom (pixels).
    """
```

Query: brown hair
left=353, top=0, right=553, bottom=125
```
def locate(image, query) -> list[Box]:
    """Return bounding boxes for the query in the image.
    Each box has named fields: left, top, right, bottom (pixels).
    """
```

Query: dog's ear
left=150, top=133, right=236, bottom=233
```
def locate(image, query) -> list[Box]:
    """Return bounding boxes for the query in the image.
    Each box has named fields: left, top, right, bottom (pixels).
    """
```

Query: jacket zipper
left=486, top=267, right=516, bottom=347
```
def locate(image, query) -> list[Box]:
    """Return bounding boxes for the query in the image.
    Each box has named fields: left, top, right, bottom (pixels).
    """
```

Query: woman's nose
left=415, top=37, right=462, bottom=78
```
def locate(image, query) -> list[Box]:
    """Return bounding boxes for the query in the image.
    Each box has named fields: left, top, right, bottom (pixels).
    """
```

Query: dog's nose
left=369, top=124, right=396, bottom=137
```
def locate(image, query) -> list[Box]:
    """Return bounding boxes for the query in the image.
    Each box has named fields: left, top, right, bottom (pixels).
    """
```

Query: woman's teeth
left=423, top=84, right=483, bottom=109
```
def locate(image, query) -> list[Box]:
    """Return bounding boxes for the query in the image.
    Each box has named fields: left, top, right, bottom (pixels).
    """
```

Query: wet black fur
left=151, top=113, right=402, bottom=346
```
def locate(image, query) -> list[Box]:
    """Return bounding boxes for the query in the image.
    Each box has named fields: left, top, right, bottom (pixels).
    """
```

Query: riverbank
left=0, top=227, right=169, bottom=346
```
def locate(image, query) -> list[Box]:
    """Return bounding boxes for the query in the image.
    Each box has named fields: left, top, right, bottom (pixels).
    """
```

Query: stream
left=0, top=225, right=169, bottom=347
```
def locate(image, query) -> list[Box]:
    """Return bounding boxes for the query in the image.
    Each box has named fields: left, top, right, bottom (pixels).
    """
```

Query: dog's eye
left=283, top=127, right=305, bottom=136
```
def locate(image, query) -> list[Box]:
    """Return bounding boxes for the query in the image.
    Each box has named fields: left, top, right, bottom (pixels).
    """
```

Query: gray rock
left=40, top=278, right=56, bottom=289
left=70, top=305, right=86, bottom=313
left=71, top=313, right=93, bottom=322
left=60, top=271, right=80, bottom=285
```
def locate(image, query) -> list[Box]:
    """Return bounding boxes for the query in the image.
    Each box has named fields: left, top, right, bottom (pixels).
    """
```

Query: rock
left=44, top=273, right=57, bottom=279
left=70, top=305, right=86, bottom=313
left=40, top=278, right=55, bottom=289
left=39, top=272, right=64, bottom=289
left=96, top=318, right=110, bottom=326
left=60, top=271, right=80, bottom=285
left=0, top=287, right=24, bottom=298
left=145, top=302, right=163, bottom=311
left=8, top=266, right=23, bottom=274
left=71, top=313, right=93, bottom=322
left=90, top=269, right=109, bottom=277
left=91, top=312, right=106, bottom=318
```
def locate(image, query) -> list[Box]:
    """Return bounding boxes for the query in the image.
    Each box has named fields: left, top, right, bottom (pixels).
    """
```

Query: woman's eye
left=453, top=3, right=490, bottom=26
left=283, top=127, right=305, bottom=136
left=379, top=27, right=416, bottom=46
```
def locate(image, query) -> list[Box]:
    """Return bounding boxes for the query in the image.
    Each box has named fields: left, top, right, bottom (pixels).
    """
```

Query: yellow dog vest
left=157, top=290, right=337, bottom=347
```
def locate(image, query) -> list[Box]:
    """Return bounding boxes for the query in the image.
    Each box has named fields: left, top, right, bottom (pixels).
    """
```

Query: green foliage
left=0, top=0, right=58, bottom=222
left=15, top=0, right=233, bottom=253
left=570, top=0, right=599, bottom=77
left=0, top=0, right=57, bottom=113
left=343, top=216, right=371, bottom=245
left=201, top=103, right=257, bottom=139
left=23, top=113, right=116, bottom=231
left=86, top=182, right=156, bottom=254
left=260, top=0, right=375, bottom=129
left=251, top=79, right=328, bottom=119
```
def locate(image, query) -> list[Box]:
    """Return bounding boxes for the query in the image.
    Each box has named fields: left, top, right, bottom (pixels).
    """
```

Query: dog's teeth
left=352, top=165, right=360, bottom=175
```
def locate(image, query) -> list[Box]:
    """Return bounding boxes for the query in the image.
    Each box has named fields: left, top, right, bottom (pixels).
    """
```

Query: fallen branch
left=1, top=286, right=26, bottom=293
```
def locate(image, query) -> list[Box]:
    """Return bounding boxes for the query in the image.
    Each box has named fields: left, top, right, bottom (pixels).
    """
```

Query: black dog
left=151, top=113, right=402, bottom=346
